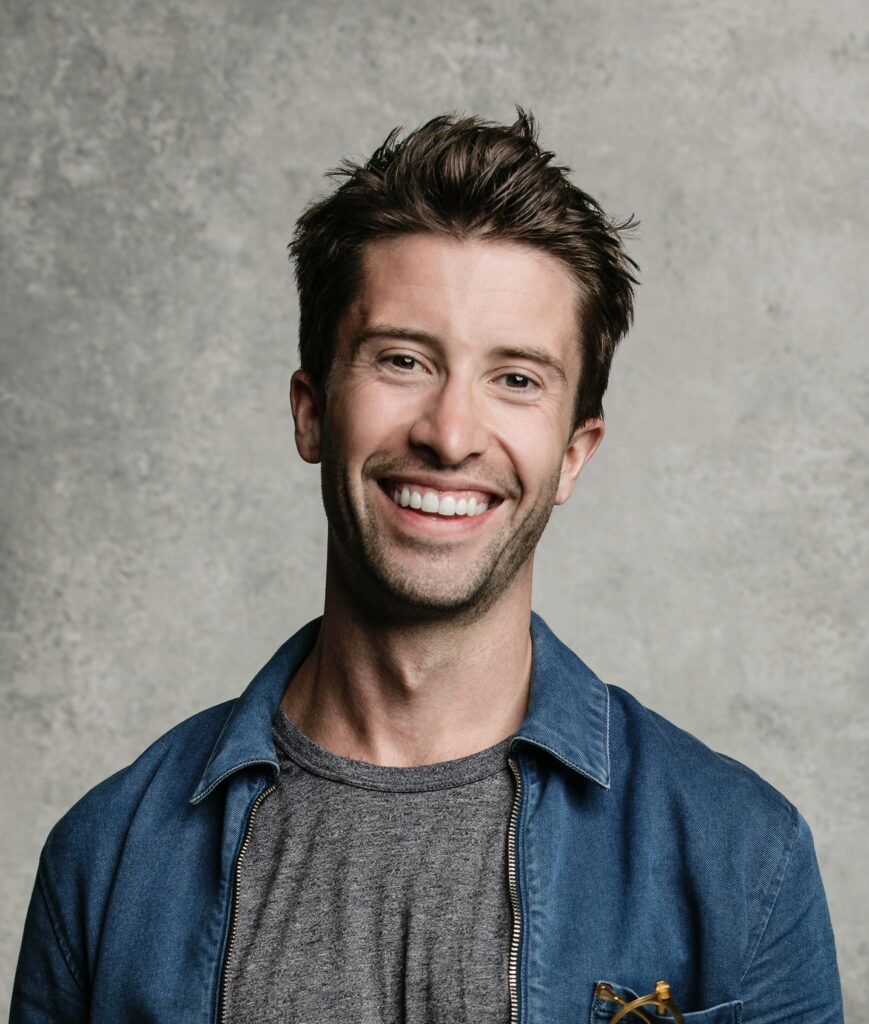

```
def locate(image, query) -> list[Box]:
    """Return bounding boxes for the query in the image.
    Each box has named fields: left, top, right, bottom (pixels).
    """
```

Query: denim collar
left=191, top=612, right=610, bottom=804
left=514, top=613, right=610, bottom=789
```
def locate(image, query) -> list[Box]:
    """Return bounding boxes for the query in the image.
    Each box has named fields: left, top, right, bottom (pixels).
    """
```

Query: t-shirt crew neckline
left=274, top=707, right=513, bottom=794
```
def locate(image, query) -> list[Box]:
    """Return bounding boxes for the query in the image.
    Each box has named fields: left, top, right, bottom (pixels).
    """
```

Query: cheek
left=327, top=389, right=417, bottom=466
left=496, top=414, right=571, bottom=488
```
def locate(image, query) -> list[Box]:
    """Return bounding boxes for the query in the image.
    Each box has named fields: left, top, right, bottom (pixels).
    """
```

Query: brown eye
left=388, top=355, right=419, bottom=370
left=505, top=373, right=532, bottom=389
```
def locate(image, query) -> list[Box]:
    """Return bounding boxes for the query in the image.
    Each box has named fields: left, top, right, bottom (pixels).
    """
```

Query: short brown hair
left=290, top=110, right=638, bottom=427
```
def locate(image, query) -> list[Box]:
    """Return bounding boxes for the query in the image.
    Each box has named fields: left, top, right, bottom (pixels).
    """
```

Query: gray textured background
left=2, top=0, right=867, bottom=1018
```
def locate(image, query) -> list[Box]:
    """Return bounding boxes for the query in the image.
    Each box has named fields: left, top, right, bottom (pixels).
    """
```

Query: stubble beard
left=319, top=440, right=561, bottom=626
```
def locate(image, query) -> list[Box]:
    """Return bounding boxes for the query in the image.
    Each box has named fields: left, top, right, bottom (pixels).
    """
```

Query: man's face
left=292, top=234, right=603, bottom=622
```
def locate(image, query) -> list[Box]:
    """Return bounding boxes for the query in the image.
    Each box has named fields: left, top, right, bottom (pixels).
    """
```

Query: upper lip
left=377, top=473, right=504, bottom=500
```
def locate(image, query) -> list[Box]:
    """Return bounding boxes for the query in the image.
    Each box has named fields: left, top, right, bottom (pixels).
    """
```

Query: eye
left=384, top=353, right=422, bottom=372
left=500, top=372, right=539, bottom=391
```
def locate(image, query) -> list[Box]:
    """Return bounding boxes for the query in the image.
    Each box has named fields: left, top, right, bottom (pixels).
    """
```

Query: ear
left=554, top=418, right=604, bottom=505
left=290, top=370, right=323, bottom=464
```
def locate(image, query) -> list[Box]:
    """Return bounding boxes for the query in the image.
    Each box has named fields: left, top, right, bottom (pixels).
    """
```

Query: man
left=12, top=112, right=842, bottom=1023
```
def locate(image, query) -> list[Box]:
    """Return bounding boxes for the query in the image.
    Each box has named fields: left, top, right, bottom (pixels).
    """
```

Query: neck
left=281, top=563, right=534, bottom=767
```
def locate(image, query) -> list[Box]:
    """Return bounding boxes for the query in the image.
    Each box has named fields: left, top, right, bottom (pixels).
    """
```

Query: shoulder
left=21, top=700, right=241, bottom=997
left=41, top=699, right=237, bottom=865
left=528, top=614, right=797, bottom=834
left=605, top=680, right=800, bottom=853
left=606, top=681, right=793, bottom=807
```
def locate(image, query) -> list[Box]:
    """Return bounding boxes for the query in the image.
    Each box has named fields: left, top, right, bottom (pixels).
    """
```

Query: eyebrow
left=351, top=324, right=437, bottom=355
left=352, top=324, right=570, bottom=384
left=492, top=346, right=569, bottom=384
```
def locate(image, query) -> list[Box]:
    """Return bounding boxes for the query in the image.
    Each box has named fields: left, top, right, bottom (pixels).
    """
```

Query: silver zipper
left=507, top=756, right=523, bottom=1024
left=218, top=781, right=278, bottom=1023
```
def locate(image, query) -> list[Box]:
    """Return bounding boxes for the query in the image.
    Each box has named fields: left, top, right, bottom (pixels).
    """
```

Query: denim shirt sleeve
left=739, top=810, right=843, bottom=1023
left=10, top=860, right=88, bottom=1023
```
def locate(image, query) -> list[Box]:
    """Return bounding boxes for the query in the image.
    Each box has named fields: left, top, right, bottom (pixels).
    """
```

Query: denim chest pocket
left=591, top=981, right=743, bottom=1024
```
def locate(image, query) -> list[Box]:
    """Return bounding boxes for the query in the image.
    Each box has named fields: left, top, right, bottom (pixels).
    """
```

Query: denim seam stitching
left=37, top=863, right=86, bottom=995
left=739, top=800, right=799, bottom=983
left=190, top=758, right=279, bottom=802
left=602, top=683, right=611, bottom=785
left=589, top=981, right=619, bottom=1024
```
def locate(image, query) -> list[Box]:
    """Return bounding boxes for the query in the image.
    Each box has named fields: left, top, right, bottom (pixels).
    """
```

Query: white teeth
left=439, top=495, right=456, bottom=517
left=388, top=485, right=490, bottom=517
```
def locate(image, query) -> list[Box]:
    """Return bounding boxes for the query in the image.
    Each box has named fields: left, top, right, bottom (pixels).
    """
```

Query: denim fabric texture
left=11, top=615, right=843, bottom=1023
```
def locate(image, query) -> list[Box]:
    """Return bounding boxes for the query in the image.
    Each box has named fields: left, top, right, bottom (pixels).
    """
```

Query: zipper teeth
left=218, top=782, right=277, bottom=1023
left=507, top=756, right=523, bottom=1024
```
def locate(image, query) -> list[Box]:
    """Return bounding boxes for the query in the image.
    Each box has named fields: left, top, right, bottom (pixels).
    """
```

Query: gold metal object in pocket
left=595, top=979, right=685, bottom=1023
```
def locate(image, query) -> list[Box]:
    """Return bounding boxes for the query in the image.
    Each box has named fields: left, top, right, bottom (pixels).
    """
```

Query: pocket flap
left=592, top=980, right=742, bottom=1023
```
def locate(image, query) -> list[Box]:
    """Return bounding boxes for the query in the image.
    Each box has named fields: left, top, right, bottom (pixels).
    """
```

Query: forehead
left=343, top=234, right=581, bottom=363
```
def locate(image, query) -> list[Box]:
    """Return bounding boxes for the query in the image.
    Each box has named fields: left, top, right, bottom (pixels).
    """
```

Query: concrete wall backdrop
left=2, top=0, right=866, bottom=1017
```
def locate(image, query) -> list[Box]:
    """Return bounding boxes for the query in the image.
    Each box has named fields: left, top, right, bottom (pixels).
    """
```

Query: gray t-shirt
left=223, top=708, right=515, bottom=1023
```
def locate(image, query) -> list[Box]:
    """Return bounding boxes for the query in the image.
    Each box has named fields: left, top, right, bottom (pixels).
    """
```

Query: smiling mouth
left=380, top=481, right=497, bottom=518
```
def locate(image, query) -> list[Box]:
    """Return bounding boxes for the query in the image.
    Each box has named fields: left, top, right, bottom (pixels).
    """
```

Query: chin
left=350, top=561, right=512, bottom=626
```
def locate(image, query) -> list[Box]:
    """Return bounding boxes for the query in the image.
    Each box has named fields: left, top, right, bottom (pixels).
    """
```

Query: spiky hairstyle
left=290, top=110, right=638, bottom=426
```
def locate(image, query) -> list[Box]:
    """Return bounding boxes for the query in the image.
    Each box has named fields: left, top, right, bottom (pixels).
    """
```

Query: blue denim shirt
left=11, top=615, right=843, bottom=1023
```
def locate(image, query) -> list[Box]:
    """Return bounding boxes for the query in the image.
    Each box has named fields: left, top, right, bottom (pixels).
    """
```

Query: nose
left=407, top=376, right=489, bottom=466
